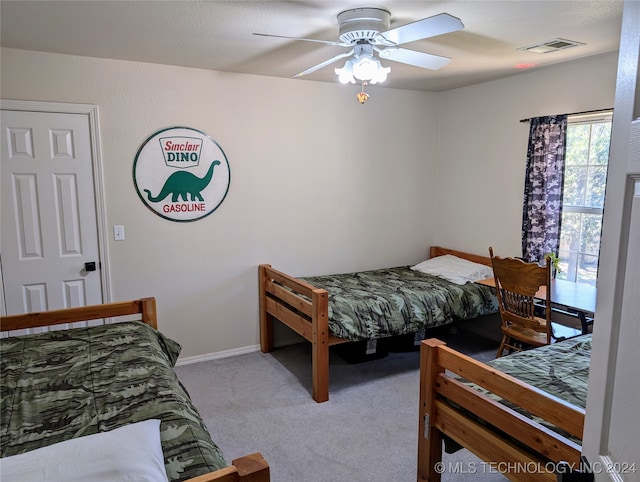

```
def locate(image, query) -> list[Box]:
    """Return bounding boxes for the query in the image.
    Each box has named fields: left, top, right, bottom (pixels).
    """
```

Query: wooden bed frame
left=418, top=338, right=584, bottom=482
left=259, top=246, right=493, bottom=403
left=1, top=298, right=270, bottom=482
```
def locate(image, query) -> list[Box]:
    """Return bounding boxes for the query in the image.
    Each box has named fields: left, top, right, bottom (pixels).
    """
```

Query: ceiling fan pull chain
left=357, top=80, right=370, bottom=104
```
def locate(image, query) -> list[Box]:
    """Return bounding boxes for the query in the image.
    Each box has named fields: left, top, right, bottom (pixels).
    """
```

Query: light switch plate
left=114, top=225, right=125, bottom=241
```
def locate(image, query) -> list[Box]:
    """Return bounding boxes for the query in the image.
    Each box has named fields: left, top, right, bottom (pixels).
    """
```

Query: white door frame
left=0, top=99, right=112, bottom=314
left=582, top=1, right=640, bottom=479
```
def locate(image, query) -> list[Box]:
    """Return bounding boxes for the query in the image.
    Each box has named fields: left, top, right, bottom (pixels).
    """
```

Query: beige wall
left=1, top=48, right=439, bottom=360
left=435, top=52, right=618, bottom=256
left=1, top=48, right=618, bottom=361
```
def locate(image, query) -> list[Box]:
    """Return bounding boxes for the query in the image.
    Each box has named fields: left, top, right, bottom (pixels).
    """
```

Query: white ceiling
left=0, top=0, right=624, bottom=92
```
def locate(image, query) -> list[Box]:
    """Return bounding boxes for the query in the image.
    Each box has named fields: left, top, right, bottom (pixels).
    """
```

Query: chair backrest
left=488, top=247, right=552, bottom=341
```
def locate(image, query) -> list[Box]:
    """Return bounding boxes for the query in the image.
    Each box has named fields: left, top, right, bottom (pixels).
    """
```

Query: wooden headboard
left=0, top=298, right=157, bottom=332
left=429, top=246, right=492, bottom=267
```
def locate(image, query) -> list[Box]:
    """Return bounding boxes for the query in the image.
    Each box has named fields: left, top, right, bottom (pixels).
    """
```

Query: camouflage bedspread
left=486, top=334, right=591, bottom=411
left=0, top=321, right=227, bottom=481
left=301, top=266, right=498, bottom=340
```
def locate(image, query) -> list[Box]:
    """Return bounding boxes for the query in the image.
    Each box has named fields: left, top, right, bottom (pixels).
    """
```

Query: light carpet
left=175, top=327, right=507, bottom=482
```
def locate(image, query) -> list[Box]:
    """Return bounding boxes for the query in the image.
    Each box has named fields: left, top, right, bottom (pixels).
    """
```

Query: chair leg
left=496, top=336, right=507, bottom=358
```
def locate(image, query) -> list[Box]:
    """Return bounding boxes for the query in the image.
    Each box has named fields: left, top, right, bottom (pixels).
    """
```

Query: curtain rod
left=519, top=108, right=613, bottom=123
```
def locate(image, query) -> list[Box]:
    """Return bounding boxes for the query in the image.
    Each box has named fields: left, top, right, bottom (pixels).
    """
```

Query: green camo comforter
left=301, top=266, right=498, bottom=340
left=486, top=334, right=591, bottom=411
left=0, top=321, right=227, bottom=481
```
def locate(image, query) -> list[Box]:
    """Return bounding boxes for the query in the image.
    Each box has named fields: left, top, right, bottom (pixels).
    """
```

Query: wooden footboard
left=184, top=453, right=269, bottom=482
left=418, top=338, right=584, bottom=481
left=1, top=297, right=158, bottom=331
left=259, top=264, right=348, bottom=402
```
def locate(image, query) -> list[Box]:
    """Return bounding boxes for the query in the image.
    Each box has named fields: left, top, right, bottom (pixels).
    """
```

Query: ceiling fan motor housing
left=337, top=8, right=391, bottom=44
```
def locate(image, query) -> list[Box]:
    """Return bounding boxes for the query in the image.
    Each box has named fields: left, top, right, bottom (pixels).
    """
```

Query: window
left=557, top=113, right=612, bottom=286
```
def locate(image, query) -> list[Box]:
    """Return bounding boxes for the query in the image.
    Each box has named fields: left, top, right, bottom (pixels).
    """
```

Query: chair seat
left=502, top=325, right=548, bottom=346
left=502, top=321, right=582, bottom=347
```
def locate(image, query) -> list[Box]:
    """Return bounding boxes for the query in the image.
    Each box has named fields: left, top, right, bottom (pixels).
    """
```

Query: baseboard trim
left=175, top=344, right=261, bottom=366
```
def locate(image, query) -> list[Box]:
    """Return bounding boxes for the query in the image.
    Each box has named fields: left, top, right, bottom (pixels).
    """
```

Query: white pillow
left=0, top=419, right=168, bottom=482
left=411, top=254, right=494, bottom=285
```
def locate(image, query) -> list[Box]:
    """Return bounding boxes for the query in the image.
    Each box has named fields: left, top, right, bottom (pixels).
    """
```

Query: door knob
left=84, top=261, right=97, bottom=272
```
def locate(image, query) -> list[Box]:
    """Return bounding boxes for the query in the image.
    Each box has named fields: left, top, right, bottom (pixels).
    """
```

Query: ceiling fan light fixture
left=336, top=54, right=390, bottom=84
left=369, top=61, right=390, bottom=84
left=335, top=59, right=356, bottom=84
left=353, top=56, right=376, bottom=79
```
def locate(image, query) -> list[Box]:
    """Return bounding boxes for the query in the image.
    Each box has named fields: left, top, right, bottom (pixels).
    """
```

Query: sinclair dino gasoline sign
left=133, top=127, right=230, bottom=222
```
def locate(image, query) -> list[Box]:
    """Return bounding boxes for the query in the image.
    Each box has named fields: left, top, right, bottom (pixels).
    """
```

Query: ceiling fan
left=254, top=8, right=464, bottom=85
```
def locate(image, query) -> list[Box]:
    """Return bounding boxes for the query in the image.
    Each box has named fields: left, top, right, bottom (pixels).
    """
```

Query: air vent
left=518, top=38, right=585, bottom=54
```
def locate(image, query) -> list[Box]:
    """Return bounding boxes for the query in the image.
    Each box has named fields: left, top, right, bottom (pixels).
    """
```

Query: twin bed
left=418, top=334, right=590, bottom=481
left=0, top=298, right=269, bottom=482
left=259, top=246, right=498, bottom=402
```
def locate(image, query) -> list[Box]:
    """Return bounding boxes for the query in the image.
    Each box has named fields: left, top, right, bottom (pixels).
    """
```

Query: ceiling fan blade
left=378, top=13, right=464, bottom=46
left=294, top=49, right=354, bottom=77
left=253, top=33, right=348, bottom=48
left=378, top=47, right=452, bottom=70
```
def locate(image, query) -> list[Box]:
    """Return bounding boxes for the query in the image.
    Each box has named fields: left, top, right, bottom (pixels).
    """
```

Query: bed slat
left=260, top=264, right=322, bottom=299
left=436, top=374, right=582, bottom=463
left=265, top=296, right=313, bottom=342
left=435, top=400, right=557, bottom=482
left=266, top=279, right=313, bottom=317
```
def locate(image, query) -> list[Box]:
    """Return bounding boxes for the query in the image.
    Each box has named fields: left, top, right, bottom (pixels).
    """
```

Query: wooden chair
left=489, top=247, right=580, bottom=358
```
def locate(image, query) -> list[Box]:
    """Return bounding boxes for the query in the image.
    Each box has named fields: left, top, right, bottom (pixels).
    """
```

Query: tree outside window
left=557, top=113, right=612, bottom=286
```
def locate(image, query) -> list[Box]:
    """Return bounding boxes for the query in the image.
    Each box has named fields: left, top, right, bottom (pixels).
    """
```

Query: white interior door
left=1, top=109, right=104, bottom=315
left=583, top=2, right=640, bottom=480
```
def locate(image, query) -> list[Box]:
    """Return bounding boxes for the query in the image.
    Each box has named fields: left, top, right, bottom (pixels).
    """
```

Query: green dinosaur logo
left=133, top=127, right=230, bottom=222
left=144, top=160, right=220, bottom=203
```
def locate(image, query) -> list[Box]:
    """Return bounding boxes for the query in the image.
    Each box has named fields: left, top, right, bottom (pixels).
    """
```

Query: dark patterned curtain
left=521, top=115, right=568, bottom=262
